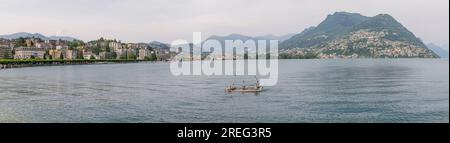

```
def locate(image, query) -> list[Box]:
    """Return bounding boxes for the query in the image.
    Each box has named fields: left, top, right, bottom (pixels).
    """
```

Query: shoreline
left=1, top=58, right=446, bottom=70
left=0, top=59, right=147, bottom=70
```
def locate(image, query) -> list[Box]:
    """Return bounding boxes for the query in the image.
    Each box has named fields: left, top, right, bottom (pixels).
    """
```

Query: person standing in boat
left=256, top=79, right=260, bottom=89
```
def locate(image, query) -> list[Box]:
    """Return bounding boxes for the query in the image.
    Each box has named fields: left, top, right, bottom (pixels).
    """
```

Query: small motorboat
left=225, top=85, right=263, bottom=92
left=225, top=78, right=263, bottom=93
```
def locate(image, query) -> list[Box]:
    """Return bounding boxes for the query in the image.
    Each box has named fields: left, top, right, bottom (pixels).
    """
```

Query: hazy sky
left=0, top=0, right=448, bottom=46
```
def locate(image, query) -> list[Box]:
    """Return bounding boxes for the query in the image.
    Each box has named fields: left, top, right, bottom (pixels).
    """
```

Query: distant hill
left=0, top=32, right=78, bottom=41
left=0, top=32, right=50, bottom=40
left=427, top=43, right=449, bottom=58
left=205, top=33, right=294, bottom=53
left=205, top=33, right=295, bottom=45
left=206, top=33, right=255, bottom=42
left=280, top=12, right=438, bottom=58
left=255, top=33, right=296, bottom=42
left=149, top=41, right=170, bottom=49
left=48, top=36, right=78, bottom=41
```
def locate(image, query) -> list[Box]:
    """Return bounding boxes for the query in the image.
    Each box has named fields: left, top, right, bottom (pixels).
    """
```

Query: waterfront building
left=138, top=48, right=149, bottom=60
left=65, top=50, right=77, bottom=60
left=83, top=51, right=99, bottom=59
left=126, top=48, right=137, bottom=58
left=99, top=52, right=106, bottom=59
left=49, top=49, right=63, bottom=59
left=0, top=44, right=12, bottom=59
left=115, top=49, right=124, bottom=59
left=14, top=47, right=45, bottom=59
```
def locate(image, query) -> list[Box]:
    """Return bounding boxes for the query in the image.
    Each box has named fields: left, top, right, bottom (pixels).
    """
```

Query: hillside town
left=279, top=29, right=438, bottom=59
left=0, top=37, right=174, bottom=61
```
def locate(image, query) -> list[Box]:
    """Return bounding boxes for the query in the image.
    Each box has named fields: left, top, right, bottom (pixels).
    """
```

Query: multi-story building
left=56, top=45, right=69, bottom=50
left=110, top=42, right=122, bottom=51
left=49, top=49, right=63, bottom=59
left=14, top=47, right=45, bottom=59
left=127, top=43, right=149, bottom=49
left=138, top=48, right=149, bottom=60
left=126, top=48, right=137, bottom=58
left=115, top=48, right=124, bottom=59
left=45, top=40, right=57, bottom=46
left=65, top=50, right=77, bottom=60
left=83, top=51, right=99, bottom=60
left=0, top=44, right=12, bottom=59
left=35, top=42, right=54, bottom=49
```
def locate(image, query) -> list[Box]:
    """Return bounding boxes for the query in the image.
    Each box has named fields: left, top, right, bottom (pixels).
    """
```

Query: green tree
left=111, top=52, right=117, bottom=59
left=128, top=54, right=137, bottom=60
left=44, top=50, right=50, bottom=59
left=105, top=43, right=111, bottom=52
left=15, top=37, right=26, bottom=47
left=144, top=53, right=157, bottom=61
left=150, top=53, right=157, bottom=61
left=77, top=50, right=84, bottom=59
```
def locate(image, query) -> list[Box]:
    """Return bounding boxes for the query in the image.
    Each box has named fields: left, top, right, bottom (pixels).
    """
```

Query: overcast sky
left=0, top=0, right=448, bottom=46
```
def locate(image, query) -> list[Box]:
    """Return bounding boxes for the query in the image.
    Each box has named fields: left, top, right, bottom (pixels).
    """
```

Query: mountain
left=281, top=12, right=369, bottom=49
left=427, top=43, right=449, bottom=58
left=0, top=32, right=50, bottom=40
left=280, top=12, right=438, bottom=58
left=0, top=32, right=78, bottom=41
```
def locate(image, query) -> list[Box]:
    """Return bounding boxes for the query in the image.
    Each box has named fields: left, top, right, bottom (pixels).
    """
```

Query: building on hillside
left=56, top=40, right=68, bottom=46
left=45, top=40, right=57, bottom=45
left=110, top=42, right=122, bottom=51
left=56, top=45, right=69, bottom=50
left=154, top=48, right=170, bottom=55
left=25, top=38, right=40, bottom=47
left=127, top=43, right=149, bottom=49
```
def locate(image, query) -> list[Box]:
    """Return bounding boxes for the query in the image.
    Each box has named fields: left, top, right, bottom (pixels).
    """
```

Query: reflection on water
left=0, top=59, right=448, bottom=123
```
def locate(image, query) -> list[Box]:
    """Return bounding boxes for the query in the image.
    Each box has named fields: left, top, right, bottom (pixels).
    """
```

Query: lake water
left=0, top=59, right=448, bottom=123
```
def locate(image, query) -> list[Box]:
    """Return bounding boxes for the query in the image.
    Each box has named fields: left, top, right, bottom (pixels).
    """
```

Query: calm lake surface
left=0, top=59, right=448, bottom=123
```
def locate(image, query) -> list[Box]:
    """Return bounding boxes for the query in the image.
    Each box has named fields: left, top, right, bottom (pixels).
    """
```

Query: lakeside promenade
left=0, top=59, right=144, bottom=69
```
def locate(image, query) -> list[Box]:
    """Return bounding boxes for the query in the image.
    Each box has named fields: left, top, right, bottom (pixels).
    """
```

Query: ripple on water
left=0, top=59, right=448, bottom=123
